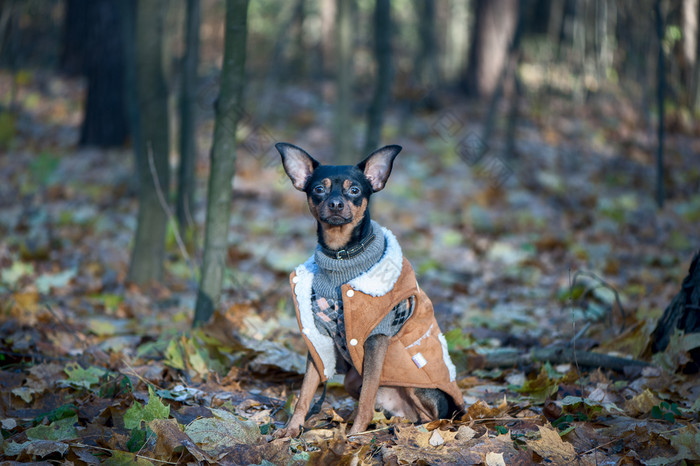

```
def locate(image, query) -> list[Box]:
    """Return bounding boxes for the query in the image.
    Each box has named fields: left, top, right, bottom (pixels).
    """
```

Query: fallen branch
left=469, top=347, right=650, bottom=372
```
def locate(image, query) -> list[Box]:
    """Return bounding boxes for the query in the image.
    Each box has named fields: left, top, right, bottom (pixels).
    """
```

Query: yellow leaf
left=624, top=389, right=661, bottom=416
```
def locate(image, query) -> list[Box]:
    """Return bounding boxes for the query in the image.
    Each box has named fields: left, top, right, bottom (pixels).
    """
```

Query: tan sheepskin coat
left=289, top=226, right=463, bottom=408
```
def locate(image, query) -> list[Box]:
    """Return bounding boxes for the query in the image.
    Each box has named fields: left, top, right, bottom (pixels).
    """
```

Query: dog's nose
left=328, top=198, right=344, bottom=211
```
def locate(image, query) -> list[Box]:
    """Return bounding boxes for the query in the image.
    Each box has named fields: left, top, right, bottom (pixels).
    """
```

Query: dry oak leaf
left=463, top=397, right=509, bottom=421
left=526, top=425, right=577, bottom=463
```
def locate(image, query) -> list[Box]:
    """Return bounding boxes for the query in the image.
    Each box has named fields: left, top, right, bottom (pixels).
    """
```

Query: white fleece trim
left=294, top=257, right=337, bottom=379
left=405, top=323, right=433, bottom=350
left=347, top=226, right=403, bottom=297
left=438, top=333, right=457, bottom=382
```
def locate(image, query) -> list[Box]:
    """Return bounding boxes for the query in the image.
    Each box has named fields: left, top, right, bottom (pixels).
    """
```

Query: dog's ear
left=357, top=145, right=402, bottom=192
left=276, top=143, right=320, bottom=191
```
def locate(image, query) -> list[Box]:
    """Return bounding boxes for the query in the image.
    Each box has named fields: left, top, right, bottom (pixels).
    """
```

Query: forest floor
left=1, top=69, right=699, bottom=465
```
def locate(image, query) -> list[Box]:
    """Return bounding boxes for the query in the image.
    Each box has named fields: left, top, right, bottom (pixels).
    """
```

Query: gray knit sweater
left=311, top=221, right=414, bottom=369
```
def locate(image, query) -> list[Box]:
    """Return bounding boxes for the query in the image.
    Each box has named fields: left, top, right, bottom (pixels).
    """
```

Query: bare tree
left=127, top=0, right=170, bottom=284
left=176, top=0, right=201, bottom=230
left=364, top=0, right=392, bottom=153
left=462, top=0, right=518, bottom=98
left=78, top=0, right=129, bottom=147
left=193, top=0, right=250, bottom=326
left=334, top=0, right=354, bottom=163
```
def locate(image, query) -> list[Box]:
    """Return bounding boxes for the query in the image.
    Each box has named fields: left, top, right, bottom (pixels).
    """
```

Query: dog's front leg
left=275, top=355, right=321, bottom=438
left=349, top=334, right=390, bottom=435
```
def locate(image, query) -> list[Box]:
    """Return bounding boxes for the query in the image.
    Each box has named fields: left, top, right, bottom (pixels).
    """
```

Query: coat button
left=292, top=276, right=300, bottom=284
left=349, top=338, right=358, bottom=346
left=346, top=289, right=354, bottom=297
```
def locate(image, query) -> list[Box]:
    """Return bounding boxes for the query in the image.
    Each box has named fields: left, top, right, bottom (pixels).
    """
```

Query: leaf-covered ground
left=1, top=70, right=699, bottom=465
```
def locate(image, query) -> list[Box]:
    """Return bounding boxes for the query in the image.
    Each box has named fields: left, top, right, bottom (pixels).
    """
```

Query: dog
left=274, top=143, right=464, bottom=437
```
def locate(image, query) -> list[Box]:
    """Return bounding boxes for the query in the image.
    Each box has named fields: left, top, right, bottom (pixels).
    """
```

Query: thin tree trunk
left=483, top=0, right=522, bottom=143
left=177, top=0, right=201, bottom=230
left=655, top=0, right=665, bottom=209
left=319, top=0, right=335, bottom=78
left=683, top=0, right=700, bottom=109
left=364, top=0, right=392, bottom=154
left=695, top=0, right=700, bottom=112
left=416, top=0, right=439, bottom=85
left=122, top=0, right=139, bottom=182
left=79, top=0, right=129, bottom=147
left=334, top=0, right=354, bottom=164
left=127, top=0, right=170, bottom=285
left=463, top=0, right=518, bottom=98
left=193, top=0, right=249, bottom=326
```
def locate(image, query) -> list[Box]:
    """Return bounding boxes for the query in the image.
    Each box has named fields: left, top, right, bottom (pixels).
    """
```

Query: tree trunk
left=79, top=0, right=129, bottom=147
left=176, top=0, right=201, bottom=231
left=683, top=0, right=700, bottom=110
left=647, top=251, right=700, bottom=373
left=60, top=0, right=89, bottom=76
left=415, top=0, right=439, bottom=86
left=333, top=0, right=354, bottom=164
left=364, top=0, right=392, bottom=154
left=462, top=0, right=518, bottom=98
left=319, top=0, right=336, bottom=78
left=193, top=0, right=249, bottom=326
left=122, top=0, right=139, bottom=181
left=127, top=0, right=171, bottom=285
left=654, top=0, right=665, bottom=209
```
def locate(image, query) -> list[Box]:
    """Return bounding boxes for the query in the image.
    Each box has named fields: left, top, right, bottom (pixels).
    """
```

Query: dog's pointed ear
left=276, top=143, right=320, bottom=191
left=357, top=145, right=402, bottom=192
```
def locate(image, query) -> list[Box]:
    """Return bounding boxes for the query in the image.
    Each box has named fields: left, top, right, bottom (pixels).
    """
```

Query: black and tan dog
left=275, top=143, right=464, bottom=437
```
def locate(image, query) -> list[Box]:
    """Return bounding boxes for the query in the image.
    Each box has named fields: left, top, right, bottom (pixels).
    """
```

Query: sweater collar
left=297, top=223, right=403, bottom=297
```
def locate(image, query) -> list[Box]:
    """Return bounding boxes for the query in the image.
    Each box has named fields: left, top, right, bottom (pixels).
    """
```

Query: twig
left=184, top=194, right=199, bottom=261
left=347, top=424, right=394, bottom=437
left=121, top=359, right=166, bottom=391
left=466, top=416, right=539, bottom=423
left=578, top=437, right=621, bottom=457
left=73, top=443, right=177, bottom=465
left=147, top=143, right=198, bottom=284
left=573, top=322, right=591, bottom=343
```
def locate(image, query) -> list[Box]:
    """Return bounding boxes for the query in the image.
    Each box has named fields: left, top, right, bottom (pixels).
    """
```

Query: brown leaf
left=525, top=425, right=577, bottom=463
left=149, top=418, right=212, bottom=463
left=462, top=398, right=509, bottom=420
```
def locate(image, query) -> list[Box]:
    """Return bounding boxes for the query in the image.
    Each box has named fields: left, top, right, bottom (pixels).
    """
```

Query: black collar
left=319, top=233, right=377, bottom=260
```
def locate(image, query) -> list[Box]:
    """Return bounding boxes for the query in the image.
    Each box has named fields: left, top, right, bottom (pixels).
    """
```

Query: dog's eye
left=313, top=185, right=325, bottom=194
left=348, top=186, right=360, bottom=196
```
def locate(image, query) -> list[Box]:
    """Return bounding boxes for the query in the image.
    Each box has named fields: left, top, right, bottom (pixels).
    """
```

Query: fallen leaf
left=525, top=425, right=577, bottom=463
left=185, top=408, right=261, bottom=459
left=26, top=415, right=78, bottom=441
left=429, top=429, right=444, bottom=446
left=102, top=450, right=154, bottom=465
left=485, top=451, right=506, bottom=466
left=624, top=389, right=661, bottom=416
left=455, top=425, right=477, bottom=441
left=123, top=386, right=170, bottom=429
left=149, top=418, right=212, bottom=463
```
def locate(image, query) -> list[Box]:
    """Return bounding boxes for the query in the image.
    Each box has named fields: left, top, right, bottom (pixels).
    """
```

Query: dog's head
left=276, top=143, right=402, bottom=249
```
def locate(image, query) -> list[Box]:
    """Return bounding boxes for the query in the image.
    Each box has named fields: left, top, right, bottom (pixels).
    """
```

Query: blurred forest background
left=0, top=0, right=699, bottom=464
